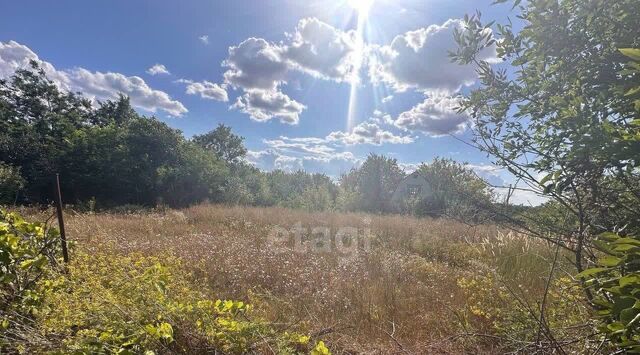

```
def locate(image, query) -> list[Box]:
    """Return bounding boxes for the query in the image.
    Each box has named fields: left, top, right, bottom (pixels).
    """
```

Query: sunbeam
left=347, top=0, right=374, bottom=13
left=345, top=0, right=372, bottom=131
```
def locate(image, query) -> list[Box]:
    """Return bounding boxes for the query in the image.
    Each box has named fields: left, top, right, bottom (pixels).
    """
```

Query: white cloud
left=399, top=162, right=420, bottom=173
left=371, top=109, right=394, bottom=124
left=245, top=150, right=305, bottom=172
left=247, top=137, right=359, bottom=175
left=381, top=95, right=394, bottom=103
left=220, top=18, right=361, bottom=123
left=245, top=114, right=410, bottom=174
left=0, top=40, right=71, bottom=90
left=199, top=35, right=209, bottom=45
left=262, top=136, right=359, bottom=163
left=497, top=186, right=549, bottom=206
left=146, top=63, right=170, bottom=75
left=395, top=95, right=469, bottom=136
left=466, top=163, right=505, bottom=187
left=223, top=19, right=358, bottom=91
left=327, top=121, right=413, bottom=145
left=231, top=89, right=306, bottom=124
left=223, top=37, right=289, bottom=91
left=0, top=41, right=187, bottom=116
left=180, top=79, right=228, bottom=102
left=370, top=19, right=498, bottom=93
left=284, top=17, right=358, bottom=82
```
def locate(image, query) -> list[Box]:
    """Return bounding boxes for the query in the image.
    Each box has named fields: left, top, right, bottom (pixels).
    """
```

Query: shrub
left=0, top=210, right=328, bottom=354
left=578, top=232, right=640, bottom=351
left=457, top=269, right=590, bottom=352
left=38, top=252, right=317, bottom=354
left=286, top=185, right=334, bottom=212
left=0, top=209, right=62, bottom=350
left=0, top=163, right=25, bottom=205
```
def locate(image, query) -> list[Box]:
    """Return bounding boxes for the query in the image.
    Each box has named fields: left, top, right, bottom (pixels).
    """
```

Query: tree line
left=0, top=62, right=491, bottom=216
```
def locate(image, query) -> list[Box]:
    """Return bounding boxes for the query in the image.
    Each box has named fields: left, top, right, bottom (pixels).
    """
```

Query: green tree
left=415, top=158, right=493, bottom=218
left=0, top=62, right=234, bottom=208
left=340, top=154, right=405, bottom=213
left=157, top=142, right=228, bottom=207
left=91, top=94, right=137, bottom=125
left=0, top=61, right=91, bottom=203
left=265, top=170, right=337, bottom=210
left=451, top=0, right=640, bottom=269
left=193, top=124, right=248, bottom=164
left=0, top=163, right=25, bottom=205
left=452, top=0, right=640, bottom=350
left=222, top=163, right=272, bottom=206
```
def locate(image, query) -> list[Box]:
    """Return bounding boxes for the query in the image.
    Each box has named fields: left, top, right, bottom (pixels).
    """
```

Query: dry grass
left=22, top=204, right=585, bottom=354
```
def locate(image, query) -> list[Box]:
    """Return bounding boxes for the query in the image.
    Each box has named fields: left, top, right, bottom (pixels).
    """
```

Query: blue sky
left=0, top=0, right=544, bottom=204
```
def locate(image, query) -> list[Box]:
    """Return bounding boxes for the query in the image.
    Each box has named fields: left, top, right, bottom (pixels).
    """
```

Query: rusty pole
left=55, top=173, right=69, bottom=263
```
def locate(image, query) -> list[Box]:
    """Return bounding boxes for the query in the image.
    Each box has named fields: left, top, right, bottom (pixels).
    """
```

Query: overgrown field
left=18, top=205, right=594, bottom=353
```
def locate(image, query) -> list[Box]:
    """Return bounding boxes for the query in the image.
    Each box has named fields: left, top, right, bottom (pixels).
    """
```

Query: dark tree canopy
left=192, top=124, right=248, bottom=164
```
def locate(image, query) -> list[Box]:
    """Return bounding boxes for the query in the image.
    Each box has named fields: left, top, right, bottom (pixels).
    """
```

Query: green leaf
left=620, top=48, right=640, bottom=62
left=614, top=238, right=640, bottom=246
left=620, top=275, right=640, bottom=287
left=613, top=296, right=637, bottom=315
left=614, top=244, right=640, bottom=252
left=576, top=267, right=609, bottom=278
left=600, top=232, right=621, bottom=242
left=621, top=307, right=640, bottom=325
left=599, top=256, right=622, bottom=267
left=593, top=240, right=615, bottom=254
left=607, top=322, right=626, bottom=332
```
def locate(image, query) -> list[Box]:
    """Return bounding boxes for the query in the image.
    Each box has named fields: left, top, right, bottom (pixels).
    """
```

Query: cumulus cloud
left=146, top=63, right=170, bottom=75
left=284, top=17, right=358, bottom=82
left=327, top=121, right=413, bottom=145
left=223, top=38, right=289, bottom=91
left=222, top=19, right=358, bottom=92
left=398, top=162, right=420, bottom=173
left=247, top=136, right=359, bottom=175
left=179, top=79, right=228, bottom=102
left=370, top=19, right=498, bottom=93
left=231, top=89, right=306, bottom=124
left=381, top=95, right=394, bottom=103
left=466, top=163, right=505, bottom=187
left=219, top=18, right=362, bottom=123
left=371, top=109, right=394, bottom=125
left=395, top=95, right=469, bottom=136
left=246, top=150, right=305, bottom=172
left=199, top=35, right=209, bottom=45
left=262, top=136, right=358, bottom=165
left=245, top=113, right=410, bottom=174
left=0, top=41, right=187, bottom=116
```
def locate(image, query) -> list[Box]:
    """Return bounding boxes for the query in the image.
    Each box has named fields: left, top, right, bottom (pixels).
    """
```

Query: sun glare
left=345, top=0, right=372, bottom=130
left=347, top=0, right=374, bottom=13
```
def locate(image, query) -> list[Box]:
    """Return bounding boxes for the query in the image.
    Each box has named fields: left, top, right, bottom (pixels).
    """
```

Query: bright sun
left=347, top=0, right=374, bottom=13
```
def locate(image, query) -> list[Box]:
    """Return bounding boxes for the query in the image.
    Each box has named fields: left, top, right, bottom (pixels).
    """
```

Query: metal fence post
left=55, top=173, right=70, bottom=263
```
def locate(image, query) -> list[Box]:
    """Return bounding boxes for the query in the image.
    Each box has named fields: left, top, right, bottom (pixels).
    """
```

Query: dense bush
left=339, top=154, right=405, bottom=213
left=0, top=209, right=62, bottom=349
left=579, top=232, right=640, bottom=351
left=0, top=210, right=328, bottom=354
left=415, top=158, right=493, bottom=219
left=0, top=163, right=25, bottom=205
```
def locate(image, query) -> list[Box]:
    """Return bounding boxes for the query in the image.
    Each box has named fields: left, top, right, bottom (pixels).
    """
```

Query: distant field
left=24, top=204, right=591, bottom=353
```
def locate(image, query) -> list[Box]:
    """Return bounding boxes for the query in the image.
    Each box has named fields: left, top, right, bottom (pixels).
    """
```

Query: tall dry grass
left=22, top=204, right=587, bottom=354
